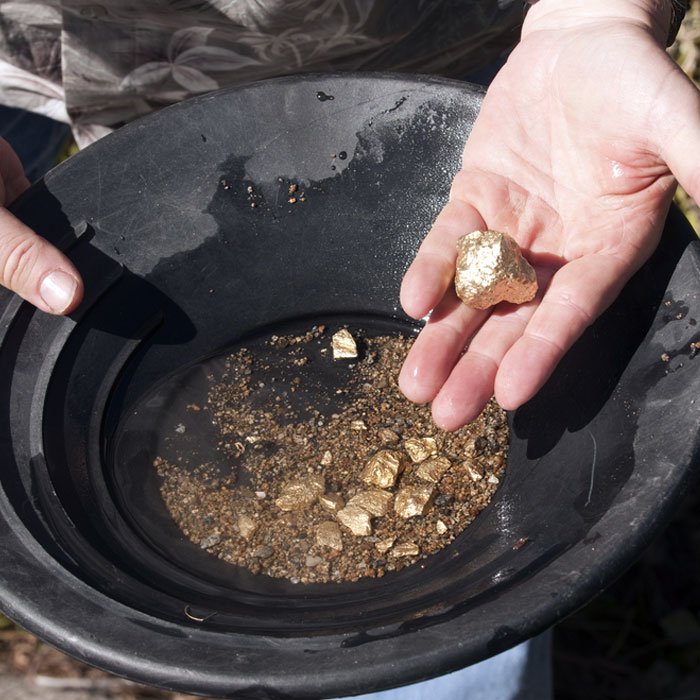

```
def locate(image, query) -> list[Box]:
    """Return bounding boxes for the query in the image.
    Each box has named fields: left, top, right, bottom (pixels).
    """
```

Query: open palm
left=399, top=20, right=700, bottom=430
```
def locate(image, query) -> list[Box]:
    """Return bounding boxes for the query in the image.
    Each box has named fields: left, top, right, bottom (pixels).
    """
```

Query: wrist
left=523, top=0, right=682, bottom=47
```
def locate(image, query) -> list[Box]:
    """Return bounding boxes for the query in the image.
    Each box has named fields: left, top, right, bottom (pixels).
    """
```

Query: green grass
left=670, top=1, right=700, bottom=232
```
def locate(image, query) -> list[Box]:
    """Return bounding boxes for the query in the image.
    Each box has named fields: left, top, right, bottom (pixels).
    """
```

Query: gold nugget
left=347, top=489, right=393, bottom=517
left=336, top=504, right=373, bottom=536
left=416, top=455, right=451, bottom=483
left=394, top=484, right=436, bottom=518
left=316, top=521, right=343, bottom=550
left=390, top=542, right=420, bottom=558
left=455, top=230, right=537, bottom=310
left=275, top=474, right=325, bottom=511
left=331, top=329, right=358, bottom=359
left=237, top=513, right=257, bottom=540
left=319, top=493, right=345, bottom=513
left=464, top=461, right=484, bottom=482
left=375, top=537, right=395, bottom=554
left=361, top=449, right=405, bottom=488
left=378, top=428, right=400, bottom=445
left=403, top=437, right=438, bottom=463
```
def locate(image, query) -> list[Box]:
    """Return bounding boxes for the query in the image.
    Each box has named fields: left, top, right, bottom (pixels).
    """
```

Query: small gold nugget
left=319, top=492, right=345, bottom=513
left=375, top=537, right=395, bottom=554
left=337, top=504, right=373, bottom=536
left=455, top=230, right=537, bottom=310
left=316, top=521, right=343, bottom=551
left=347, top=489, right=393, bottom=517
left=390, top=542, right=420, bottom=558
left=416, top=455, right=451, bottom=483
left=237, top=513, right=257, bottom=540
left=361, top=449, right=405, bottom=488
left=394, top=484, right=436, bottom=518
left=275, top=474, right=325, bottom=511
left=331, top=329, right=358, bottom=359
left=403, top=437, right=438, bottom=463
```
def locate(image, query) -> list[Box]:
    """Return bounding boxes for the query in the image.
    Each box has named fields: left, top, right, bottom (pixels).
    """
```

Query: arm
left=399, top=0, right=700, bottom=429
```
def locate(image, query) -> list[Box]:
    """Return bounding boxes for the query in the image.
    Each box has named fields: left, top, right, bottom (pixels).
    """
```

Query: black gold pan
left=0, top=73, right=698, bottom=698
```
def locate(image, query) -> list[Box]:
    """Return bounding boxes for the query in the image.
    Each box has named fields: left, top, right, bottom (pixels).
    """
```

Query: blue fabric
left=334, top=631, right=553, bottom=700
left=0, top=104, right=72, bottom=182
left=462, top=53, right=508, bottom=86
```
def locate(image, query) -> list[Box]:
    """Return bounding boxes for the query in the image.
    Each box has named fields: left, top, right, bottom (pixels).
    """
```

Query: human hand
left=399, top=0, right=699, bottom=430
left=0, top=135, right=82, bottom=313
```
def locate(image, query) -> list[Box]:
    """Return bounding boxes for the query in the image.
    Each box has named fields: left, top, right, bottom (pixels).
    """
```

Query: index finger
left=400, top=199, right=486, bottom=319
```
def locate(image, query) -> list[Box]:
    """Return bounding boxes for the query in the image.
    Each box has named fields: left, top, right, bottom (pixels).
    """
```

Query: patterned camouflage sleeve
left=523, top=0, right=691, bottom=47
left=670, top=0, right=692, bottom=46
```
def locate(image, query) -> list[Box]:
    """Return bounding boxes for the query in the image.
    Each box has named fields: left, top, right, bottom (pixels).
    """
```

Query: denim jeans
left=334, top=631, right=553, bottom=700
left=0, top=104, right=72, bottom=183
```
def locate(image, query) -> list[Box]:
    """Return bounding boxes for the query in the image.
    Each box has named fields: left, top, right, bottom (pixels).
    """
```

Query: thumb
left=0, top=207, right=83, bottom=314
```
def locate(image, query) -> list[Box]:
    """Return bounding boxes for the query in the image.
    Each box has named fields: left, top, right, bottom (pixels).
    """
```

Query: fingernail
left=40, top=270, right=78, bottom=313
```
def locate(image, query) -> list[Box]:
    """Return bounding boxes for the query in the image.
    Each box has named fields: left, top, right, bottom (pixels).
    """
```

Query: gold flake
left=394, top=483, right=436, bottom=518
left=436, top=519, right=448, bottom=535
left=237, top=514, right=257, bottom=540
left=403, top=437, right=438, bottom=463
left=275, top=474, right=325, bottom=511
left=465, top=462, right=484, bottom=481
left=360, top=449, right=405, bottom=488
left=416, top=455, right=452, bottom=483
left=332, top=329, right=358, bottom=359
left=319, top=492, right=345, bottom=513
left=390, top=542, right=420, bottom=558
left=350, top=420, right=367, bottom=431
left=320, top=450, right=333, bottom=466
left=347, top=489, right=393, bottom=517
left=336, top=504, right=372, bottom=536
left=316, top=521, right=343, bottom=551
left=455, top=230, right=537, bottom=310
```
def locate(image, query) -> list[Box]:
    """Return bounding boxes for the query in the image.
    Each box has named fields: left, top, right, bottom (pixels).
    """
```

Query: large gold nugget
left=455, top=230, right=537, bottom=310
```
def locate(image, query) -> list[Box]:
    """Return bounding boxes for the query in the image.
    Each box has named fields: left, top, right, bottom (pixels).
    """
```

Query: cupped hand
left=0, top=136, right=82, bottom=313
left=399, top=6, right=700, bottom=430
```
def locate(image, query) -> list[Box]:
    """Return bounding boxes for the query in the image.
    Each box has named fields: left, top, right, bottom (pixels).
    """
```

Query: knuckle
left=1, top=235, right=41, bottom=290
left=523, top=329, right=566, bottom=359
left=556, top=293, right=595, bottom=327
